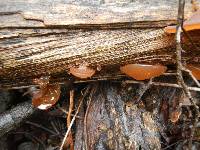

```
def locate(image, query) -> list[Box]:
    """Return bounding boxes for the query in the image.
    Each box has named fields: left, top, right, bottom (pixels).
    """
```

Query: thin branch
left=176, top=0, right=185, bottom=87
left=26, top=121, right=61, bottom=137
left=182, top=67, right=200, bottom=87
left=176, top=0, right=199, bottom=149
left=182, top=28, right=200, bottom=52
left=4, top=72, right=197, bottom=90
left=163, top=140, right=183, bottom=150
left=0, top=101, right=35, bottom=137
left=122, top=80, right=200, bottom=92
left=50, top=121, right=60, bottom=135
left=59, top=85, right=91, bottom=150
left=57, top=106, right=83, bottom=119
left=135, top=78, right=152, bottom=103
left=67, top=90, right=74, bottom=127
left=67, top=90, right=74, bottom=150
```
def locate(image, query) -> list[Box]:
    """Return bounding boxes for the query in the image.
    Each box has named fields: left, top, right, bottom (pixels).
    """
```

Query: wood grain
left=1, top=28, right=200, bottom=88
left=1, top=0, right=200, bottom=88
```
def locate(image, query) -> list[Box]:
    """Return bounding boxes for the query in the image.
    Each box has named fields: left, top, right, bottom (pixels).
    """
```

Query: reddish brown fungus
left=164, top=10, right=200, bottom=33
left=32, top=76, right=61, bottom=110
left=69, top=65, right=95, bottom=79
left=186, top=64, right=200, bottom=80
left=120, top=64, right=167, bottom=80
left=32, top=83, right=61, bottom=110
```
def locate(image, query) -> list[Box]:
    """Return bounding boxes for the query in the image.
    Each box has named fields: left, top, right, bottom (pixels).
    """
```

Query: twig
left=26, top=121, right=61, bottom=137
left=67, top=90, right=74, bottom=127
left=135, top=78, right=152, bottom=103
left=59, top=85, right=91, bottom=150
left=182, top=28, right=200, bottom=52
left=176, top=0, right=199, bottom=149
left=57, top=106, right=83, bottom=119
left=175, top=0, right=185, bottom=92
left=163, top=140, right=183, bottom=150
left=3, top=72, right=195, bottom=90
left=182, top=67, right=200, bottom=87
left=67, top=90, right=74, bottom=150
left=0, top=101, right=35, bottom=137
left=123, top=80, right=200, bottom=92
left=50, top=120, right=60, bottom=135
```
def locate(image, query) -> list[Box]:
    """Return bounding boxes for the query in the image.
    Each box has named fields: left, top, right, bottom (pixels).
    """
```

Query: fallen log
left=1, top=28, right=200, bottom=88
left=1, top=0, right=200, bottom=89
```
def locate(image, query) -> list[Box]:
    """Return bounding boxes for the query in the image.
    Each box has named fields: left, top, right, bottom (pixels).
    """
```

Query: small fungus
left=69, top=65, right=95, bottom=79
left=186, top=64, right=200, bottom=80
left=32, top=76, right=61, bottom=110
left=164, top=10, right=200, bottom=33
left=32, top=84, right=61, bottom=110
left=120, top=64, right=167, bottom=80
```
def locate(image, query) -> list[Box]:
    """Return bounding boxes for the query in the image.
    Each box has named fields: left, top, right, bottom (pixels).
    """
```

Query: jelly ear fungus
left=120, top=64, right=167, bottom=80
left=69, top=65, right=95, bottom=79
left=31, top=76, right=61, bottom=110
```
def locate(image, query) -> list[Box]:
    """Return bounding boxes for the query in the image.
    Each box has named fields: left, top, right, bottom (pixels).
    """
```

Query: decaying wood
left=82, top=83, right=161, bottom=150
left=1, top=28, right=200, bottom=88
left=1, top=0, right=200, bottom=89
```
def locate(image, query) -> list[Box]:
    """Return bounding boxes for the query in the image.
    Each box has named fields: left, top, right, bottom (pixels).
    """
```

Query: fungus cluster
left=69, top=63, right=168, bottom=80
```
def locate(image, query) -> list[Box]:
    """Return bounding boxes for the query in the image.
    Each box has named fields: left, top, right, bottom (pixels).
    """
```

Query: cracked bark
left=83, top=83, right=161, bottom=150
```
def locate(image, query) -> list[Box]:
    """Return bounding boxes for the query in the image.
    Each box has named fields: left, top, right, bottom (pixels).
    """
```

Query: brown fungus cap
left=32, top=84, right=61, bottom=110
left=120, top=64, right=167, bottom=80
left=69, top=65, right=95, bottom=79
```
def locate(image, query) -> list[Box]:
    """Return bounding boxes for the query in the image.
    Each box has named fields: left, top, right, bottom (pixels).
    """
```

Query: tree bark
left=81, top=83, right=161, bottom=150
